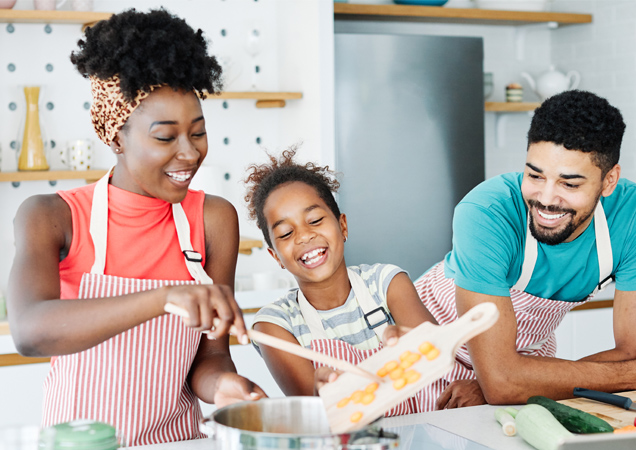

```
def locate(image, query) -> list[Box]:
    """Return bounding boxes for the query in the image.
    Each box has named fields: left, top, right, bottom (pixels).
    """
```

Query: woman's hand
left=314, top=366, right=341, bottom=394
left=213, top=372, right=267, bottom=408
left=435, top=379, right=486, bottom=409
left=163, top=284, right=248, bottom=343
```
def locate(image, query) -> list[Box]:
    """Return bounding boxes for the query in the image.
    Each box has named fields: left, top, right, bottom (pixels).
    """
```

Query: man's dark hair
left=244, top=146, right=341, bottom=248
left=70, top=8, right=222, bottom=100
left=527, top=90, right=625, bottom=176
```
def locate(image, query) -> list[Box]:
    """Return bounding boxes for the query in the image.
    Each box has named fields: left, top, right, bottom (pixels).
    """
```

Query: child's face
left=264, top=181, right=348, bottom=285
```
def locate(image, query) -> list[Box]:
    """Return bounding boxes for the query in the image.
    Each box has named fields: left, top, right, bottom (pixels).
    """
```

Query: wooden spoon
left=164, top=303, right=384, bottom=383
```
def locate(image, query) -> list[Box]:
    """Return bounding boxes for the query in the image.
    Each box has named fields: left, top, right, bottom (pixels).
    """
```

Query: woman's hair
left=70, top=8, right=222, bottom=100
left=528, top=90, right=625, bottom=176
left=244, top=146, right=341, bottom=248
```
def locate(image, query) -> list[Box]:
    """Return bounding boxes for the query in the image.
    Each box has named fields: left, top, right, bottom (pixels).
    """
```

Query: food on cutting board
left=337, top=342, right=440, bottom=423
left=514, top=404, right=573, bottom=450
left=527, top=395, right=613, bottom=433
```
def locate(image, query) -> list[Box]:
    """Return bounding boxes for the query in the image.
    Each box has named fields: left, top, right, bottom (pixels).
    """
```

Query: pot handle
left=199, top=417, right=217, bottom=440
left=566, top=70, right=581, bottom=90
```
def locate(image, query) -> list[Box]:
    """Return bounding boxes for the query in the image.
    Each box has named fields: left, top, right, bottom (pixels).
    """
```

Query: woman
left=7, top=8, right=264, bottom=446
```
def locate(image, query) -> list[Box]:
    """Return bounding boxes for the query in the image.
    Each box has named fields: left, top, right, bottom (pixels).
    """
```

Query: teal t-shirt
left=442, top=172, right=636, bottom=302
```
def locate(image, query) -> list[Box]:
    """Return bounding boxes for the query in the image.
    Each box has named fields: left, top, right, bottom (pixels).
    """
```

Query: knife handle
left=573, top=387, right=633, bottom=410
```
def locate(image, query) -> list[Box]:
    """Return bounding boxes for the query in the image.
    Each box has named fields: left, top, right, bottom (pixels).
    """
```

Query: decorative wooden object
left=18, top=86, right=49, bottom=171
left=319, top=302, right=499, bottom=434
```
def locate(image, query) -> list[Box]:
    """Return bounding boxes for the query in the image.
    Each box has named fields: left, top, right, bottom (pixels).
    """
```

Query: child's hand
left=314, top=367, right=341, bottom=394
left=382, top=325, right=413, bottom=346
left=213, top=372, right=267, bottom=408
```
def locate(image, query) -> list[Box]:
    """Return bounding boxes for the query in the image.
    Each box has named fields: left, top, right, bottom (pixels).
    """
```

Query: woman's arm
left=253, top=321, right=317, bottom=396
left=8, top=195, right=169, bottom=356
left=8, top=194, right=247, bottom=358
left=188, top=195, right=265, bottom=406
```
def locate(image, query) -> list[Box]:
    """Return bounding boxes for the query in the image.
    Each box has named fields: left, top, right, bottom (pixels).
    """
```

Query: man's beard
left=526, top=196, right=599, bottom=246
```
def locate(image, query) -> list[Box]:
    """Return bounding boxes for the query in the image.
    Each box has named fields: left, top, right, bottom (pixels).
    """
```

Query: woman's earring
left=344, top=236, right=347, bottom=243
left=114, top=148, right=121, bottom=154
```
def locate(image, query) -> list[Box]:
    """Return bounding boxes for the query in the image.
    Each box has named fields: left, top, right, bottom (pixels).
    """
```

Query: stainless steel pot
left=200, top=397, right=399, bottom=449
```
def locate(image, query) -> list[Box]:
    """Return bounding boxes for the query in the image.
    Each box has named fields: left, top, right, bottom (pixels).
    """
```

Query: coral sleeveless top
left=58, top=183, right=206, bottom=299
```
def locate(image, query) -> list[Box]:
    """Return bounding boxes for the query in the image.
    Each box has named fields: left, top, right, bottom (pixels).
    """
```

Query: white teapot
left=521, top=65, right=581, bottom=101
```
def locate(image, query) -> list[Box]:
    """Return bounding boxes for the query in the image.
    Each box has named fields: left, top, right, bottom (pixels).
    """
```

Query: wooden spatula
left=164, top=303, right=383, bottom=383
left=318, top=302, right=499, bottom=434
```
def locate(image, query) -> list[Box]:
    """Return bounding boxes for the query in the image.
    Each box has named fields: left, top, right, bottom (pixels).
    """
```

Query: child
left=244, top=148, right=437, bottom=415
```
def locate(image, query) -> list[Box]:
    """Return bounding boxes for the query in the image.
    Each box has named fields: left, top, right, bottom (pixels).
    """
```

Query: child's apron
left=413, top=201, right=613, bottom=411
left=42, top=169, right=213, bottom=446
left=297, top=268, right=418, bottom=416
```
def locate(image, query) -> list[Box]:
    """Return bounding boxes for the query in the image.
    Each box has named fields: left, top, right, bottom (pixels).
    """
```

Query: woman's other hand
left=163, top=284, right=248, bottom=344
left=213, top=372, right=267, bottom=408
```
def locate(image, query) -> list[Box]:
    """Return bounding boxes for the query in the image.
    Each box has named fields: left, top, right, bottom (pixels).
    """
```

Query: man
left=413, top=89, right=636, bottom=409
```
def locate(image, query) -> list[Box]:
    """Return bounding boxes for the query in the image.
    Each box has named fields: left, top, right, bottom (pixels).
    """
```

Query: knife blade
left=573, top=387, right=636, bottom=411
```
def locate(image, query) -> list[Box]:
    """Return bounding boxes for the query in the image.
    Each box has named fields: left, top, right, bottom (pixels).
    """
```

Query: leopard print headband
left=89, top=75, right=161, bottom=146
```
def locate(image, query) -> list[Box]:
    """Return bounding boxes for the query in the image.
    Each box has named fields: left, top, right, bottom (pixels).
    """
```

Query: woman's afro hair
left=70, top=8, right=222, bottom=101
left=244, top=145, right=341, bottom=248
left=528, top=90, right=625, bottom=176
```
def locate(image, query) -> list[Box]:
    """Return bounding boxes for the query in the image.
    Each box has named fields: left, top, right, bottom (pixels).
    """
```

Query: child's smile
left=263, top=181, right=348, bottom=286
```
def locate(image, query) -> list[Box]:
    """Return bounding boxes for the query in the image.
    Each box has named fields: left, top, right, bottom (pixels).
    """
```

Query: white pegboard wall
left=0, top=0, right=335, bottom=294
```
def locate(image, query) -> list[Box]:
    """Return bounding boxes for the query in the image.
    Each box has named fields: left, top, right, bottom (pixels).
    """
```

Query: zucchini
left=516, top=404, right=573, bottom=450
left=527, top=395, right=613, bottom=433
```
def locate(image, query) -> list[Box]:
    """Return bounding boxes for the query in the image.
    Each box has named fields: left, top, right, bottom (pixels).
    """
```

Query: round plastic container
left=38, top=420, right=123, bottom=450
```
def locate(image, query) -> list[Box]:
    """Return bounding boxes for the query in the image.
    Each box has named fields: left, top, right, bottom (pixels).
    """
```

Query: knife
left=573, top=387, right=636, bottom=411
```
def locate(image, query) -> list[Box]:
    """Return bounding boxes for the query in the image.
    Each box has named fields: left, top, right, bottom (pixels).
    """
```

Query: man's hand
left=213, top=372, right=267, bottom=408
left=435, top=379, right=486, bottom=410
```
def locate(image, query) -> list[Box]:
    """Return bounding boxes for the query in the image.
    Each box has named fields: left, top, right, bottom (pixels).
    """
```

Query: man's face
left=521, top=142, right=611, bottom=245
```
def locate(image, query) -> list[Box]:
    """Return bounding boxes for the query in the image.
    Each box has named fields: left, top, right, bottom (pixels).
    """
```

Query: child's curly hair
left=70, top=8, right=222, bottom=101
left=244, top=146, right=341, bottom=248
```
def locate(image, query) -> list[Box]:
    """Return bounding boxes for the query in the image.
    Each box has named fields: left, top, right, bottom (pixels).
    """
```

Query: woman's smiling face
left=112, top=86, right=208, bottom=203
left=264, top=181, right=348, bottom=285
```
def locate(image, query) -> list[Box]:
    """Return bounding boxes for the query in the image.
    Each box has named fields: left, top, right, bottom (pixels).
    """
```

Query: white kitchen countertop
left=131, top=403, right=534, bottom=450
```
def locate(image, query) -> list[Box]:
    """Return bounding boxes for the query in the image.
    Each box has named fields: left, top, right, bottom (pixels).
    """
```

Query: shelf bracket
left=515, top=21, right=558, bottom=61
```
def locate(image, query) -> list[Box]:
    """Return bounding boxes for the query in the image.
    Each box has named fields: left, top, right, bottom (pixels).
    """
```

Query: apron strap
left=89, top=167, right=112, bottom=275
left=297, top=268, right=390, bottom=341
left=172, top=203, right=213, bottom=284
left=512, top=201, right=613, bottom=294
left=88, top=166, right=212, bottom=284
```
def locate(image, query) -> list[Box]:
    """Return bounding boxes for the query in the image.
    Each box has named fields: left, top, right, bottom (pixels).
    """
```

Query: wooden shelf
left=334, top=3, right=592, bottom=26
left=485, top=101, right=541, bottom=112
left=0, top=9, right=112, bottom=26
left=209, top=91, right=303, bottom=109
left=0, top=169, right=107, bottom=183
left=238, top=237, right=263, bottom=255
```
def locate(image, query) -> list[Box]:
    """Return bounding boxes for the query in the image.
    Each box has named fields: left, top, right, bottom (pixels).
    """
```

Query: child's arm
left=386, top=272, right=438, bottom=328
left=253, top=321, right=317, bottom=396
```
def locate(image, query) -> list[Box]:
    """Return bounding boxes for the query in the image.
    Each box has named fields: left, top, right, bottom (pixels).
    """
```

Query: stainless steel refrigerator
left=335, top=31, right=485, bottom=279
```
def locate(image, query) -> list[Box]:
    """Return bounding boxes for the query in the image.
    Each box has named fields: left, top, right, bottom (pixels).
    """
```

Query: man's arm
left=457, top=286, right=636, bottom=404
left=579, top=289, right=636, bottom=363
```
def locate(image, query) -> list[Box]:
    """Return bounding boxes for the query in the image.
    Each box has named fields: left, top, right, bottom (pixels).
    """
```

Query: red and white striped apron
left=42, top=169, right=213, bottom=446
left=412, top=201, right=613, bottom=411
left=300, top=269, right=417, bottom=416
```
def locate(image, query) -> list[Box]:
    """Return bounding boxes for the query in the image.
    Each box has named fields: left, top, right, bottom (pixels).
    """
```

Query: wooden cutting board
left=559, top=390, right=636, bottom=429
left=319, top=302, right=499, bottom=434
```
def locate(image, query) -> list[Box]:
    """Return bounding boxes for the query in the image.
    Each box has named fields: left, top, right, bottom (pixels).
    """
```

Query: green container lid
left=39, top=420, right=121, bottom=450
